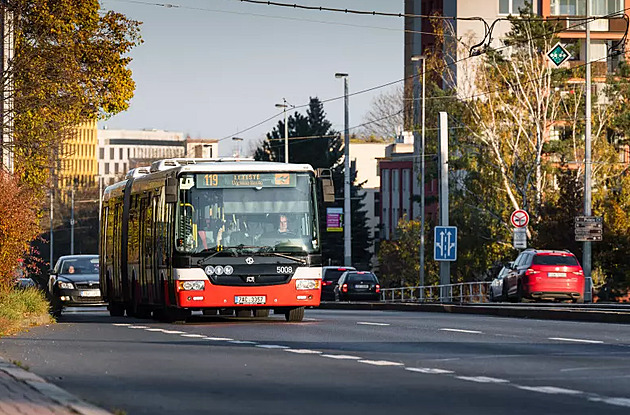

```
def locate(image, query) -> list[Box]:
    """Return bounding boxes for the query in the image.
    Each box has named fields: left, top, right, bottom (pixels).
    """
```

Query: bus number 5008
left=276, top=266, right=293, bottom=274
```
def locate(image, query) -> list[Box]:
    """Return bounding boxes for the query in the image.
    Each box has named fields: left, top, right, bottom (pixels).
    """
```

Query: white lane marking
left=285, top=349, right=323, bottom=354
left=549, top=337, right=604, bottom=344
left=515, top=386, right=583, bottom=395
left=161, top=330, right=185, bottom=334
left=439, top=328, right=483, bottom=334
left=357, top=322, right=390, bottom=326
left=359, top=360, right=404, bottom=367
left=256, top=345, right=290, bottom=349
left=456, top=376, right=510, bottom=384
left=229, top=340, right=258, bottom=345
left=321, top=354, right=362, bottom=360
left=113, top=323, right=131, bottom=327
left=589, top=397, right=630, bottom=408
left=405, top=367, right=454, bottom=374
left=180, top=334, right=205, bottom=338
left=203, top=337, right=233, bottom=341
left=144, top=328, right=165, bottom=332
left=303, top=318, right=318, bottom=321
left=127, top=325, right=149, bottom=329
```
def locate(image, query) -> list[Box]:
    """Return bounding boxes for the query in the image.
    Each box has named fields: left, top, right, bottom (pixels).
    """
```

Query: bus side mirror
left=165, top=177, right=177, bottom=203
left=317, top=168, right=335, bottom=203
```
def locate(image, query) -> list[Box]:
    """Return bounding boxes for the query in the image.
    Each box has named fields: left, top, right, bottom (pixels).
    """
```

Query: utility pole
left=49, top=189, right=54, bottom=269
left=70, top=188, right=75, bottom=255
left=0, top=1, right=14, bottom=173
left=275, top=100, right=289, bottom=163
left=336, top=73, right=352, bottom=266
left=583, top=0, right=593, bottom=302
left=438, top=112, right=450, bottom=301
left=412, top=55, right=426, bottom=297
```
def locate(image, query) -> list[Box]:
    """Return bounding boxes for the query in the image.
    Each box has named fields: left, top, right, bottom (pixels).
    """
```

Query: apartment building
left=57, top=120, right=98, bottom=189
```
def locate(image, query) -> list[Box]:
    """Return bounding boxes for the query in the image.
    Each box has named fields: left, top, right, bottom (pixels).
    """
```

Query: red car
left=504, top=249, right=585, bottom=303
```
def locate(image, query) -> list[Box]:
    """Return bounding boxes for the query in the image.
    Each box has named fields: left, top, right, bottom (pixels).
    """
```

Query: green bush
left=0, top=287, right=53, bottom=336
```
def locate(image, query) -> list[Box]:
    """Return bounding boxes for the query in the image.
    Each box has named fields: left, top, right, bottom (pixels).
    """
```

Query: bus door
left=149, top=195, right=160, bottom=303
left=139, top=196, right=152, bottom=303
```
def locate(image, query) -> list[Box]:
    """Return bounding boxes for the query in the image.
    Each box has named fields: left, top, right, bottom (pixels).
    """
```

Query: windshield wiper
left=195, top=247, right=238, bottom=264
left=256, top=247, right=307, bottom=264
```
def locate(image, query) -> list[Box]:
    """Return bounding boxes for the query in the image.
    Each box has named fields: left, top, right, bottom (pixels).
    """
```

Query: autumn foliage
left=0, top=172, right=40, bottom=292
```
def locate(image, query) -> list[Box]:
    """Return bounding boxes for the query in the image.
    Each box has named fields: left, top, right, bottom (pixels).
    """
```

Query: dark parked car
left=334, top=271, right=381, bottom=302
left=488, top=263, right=512, bottom=302
left=321, top=266, right=356, bottom=301
left=48, top=255, right=105, bottom=316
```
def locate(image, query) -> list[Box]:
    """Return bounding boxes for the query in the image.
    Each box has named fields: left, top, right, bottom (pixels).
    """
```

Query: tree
left=254, top=97, right=372, bottom=267
left=2, top=0, right=142, bottom=188
left=359, top=86, right=405, bottom=140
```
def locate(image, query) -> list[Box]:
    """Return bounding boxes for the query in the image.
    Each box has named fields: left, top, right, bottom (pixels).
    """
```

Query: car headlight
left=178, top=281, right=205, bottom=291
left=296, top=279, right=321, bottom=290
left=57, top=281, right=74, bottom=290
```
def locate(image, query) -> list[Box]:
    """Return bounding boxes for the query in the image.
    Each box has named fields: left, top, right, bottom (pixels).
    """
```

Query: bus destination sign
left=197, top=173, right=296, bottom=188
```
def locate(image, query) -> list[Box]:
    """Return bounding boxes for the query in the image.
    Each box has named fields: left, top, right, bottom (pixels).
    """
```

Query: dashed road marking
left=285, top=349, right=323, bottom=354
left=127, top=325, right=148, bottom=329
left=180, top=334, right=205, bottom=338
left=321, top=354, right=362, bottom=360
left=203, top=337, right=233, bottom=341
left=455, top=376, right=510, bottom=384
left=161, top=330, right=185, bottom=334
left=229, top=340, right=258, bottom=345
left=113, top=323, right=131, bottom=327
left=357, top=322, right=390, bottom=326
left=255, top=345, right=290, bottom=349
left=549, top=337, right=604, bottom=344
left=144, top=328, right=165, bottom=332
left=439, top=328, right=483, bottom=334
left=405, top=367, right=454, bottom=374
left=515, top=386, right=583, bottom=395
left=589, top=397, right=630, bottom=408
left=359, top=360, right=404, bottom=367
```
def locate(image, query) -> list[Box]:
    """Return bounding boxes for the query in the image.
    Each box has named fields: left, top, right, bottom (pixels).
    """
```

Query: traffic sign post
left=510, top=209, right=529, bottom=228
left=513, top=228, right=527, bottom=249
left=434, top=226, right=457, bottom=261
left=547, top=42, right=571, bottom=67
left=575, top=216, right=603, bottom=242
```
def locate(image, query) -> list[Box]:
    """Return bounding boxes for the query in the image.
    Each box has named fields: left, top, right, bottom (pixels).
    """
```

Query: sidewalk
left=0, top=358, right=112, bottom=415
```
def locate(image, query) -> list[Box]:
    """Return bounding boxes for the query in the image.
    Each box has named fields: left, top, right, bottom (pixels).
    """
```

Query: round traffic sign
left=510, top=209, right=529, bottom=228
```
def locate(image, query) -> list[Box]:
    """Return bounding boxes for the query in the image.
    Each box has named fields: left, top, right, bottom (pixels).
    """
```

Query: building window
left=105, top=164, right=110, bottom=175
left=499, top=0, right=527, bottom=15
left=110, top=148, right=114, bottom=160
left=550, top=0, right=622, bottom=16
left=114, top=163, right=119, bottom=174
left=119, top=148, right=123, bottom=159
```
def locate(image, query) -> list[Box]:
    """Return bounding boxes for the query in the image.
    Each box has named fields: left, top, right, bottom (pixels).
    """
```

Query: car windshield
left=175, top=172, right=319, bottom=255
left=533, top=255, right=579, bottom=266
left=324, top=269, right=354, bottom=282
left=60, top=257, right=99, bottom=274
left=347, top=273, right=377, bottom=283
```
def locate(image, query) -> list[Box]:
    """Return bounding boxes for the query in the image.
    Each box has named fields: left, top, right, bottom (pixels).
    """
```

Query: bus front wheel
left=284, top=307, right=305, bottom=322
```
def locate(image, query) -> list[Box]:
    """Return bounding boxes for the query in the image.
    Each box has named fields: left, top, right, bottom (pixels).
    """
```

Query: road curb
left=0, top=357, right=113, bottom=415
left=317, top=302, right=630, bottom=323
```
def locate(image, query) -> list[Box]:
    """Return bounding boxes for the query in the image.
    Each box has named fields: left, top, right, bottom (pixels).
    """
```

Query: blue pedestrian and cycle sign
left=434, top=226, right=457, bottom=262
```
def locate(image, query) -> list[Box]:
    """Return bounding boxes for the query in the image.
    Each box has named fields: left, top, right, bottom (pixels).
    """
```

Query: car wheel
left=488, top=287, right=495, bottom=302
left=501, top=283, right=509, bottom=302
left=516, top=282, right=524, bottom=303
left=109, top=302, right=125, bottom=317
left=334, top=291, right=340, bottom=302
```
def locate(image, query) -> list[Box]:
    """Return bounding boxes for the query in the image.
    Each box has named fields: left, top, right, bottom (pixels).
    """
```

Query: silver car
left=489, top=264, right=512, bottom=302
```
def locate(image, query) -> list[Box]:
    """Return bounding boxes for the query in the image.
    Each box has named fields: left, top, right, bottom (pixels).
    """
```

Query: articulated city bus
left=100, top=158, right=330, bottom=322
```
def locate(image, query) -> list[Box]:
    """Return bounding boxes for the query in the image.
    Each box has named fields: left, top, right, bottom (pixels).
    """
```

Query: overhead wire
left=105, top=0, right=630, bottom=141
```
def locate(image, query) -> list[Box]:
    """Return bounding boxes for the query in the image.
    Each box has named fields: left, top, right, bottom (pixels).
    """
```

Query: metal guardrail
left=380, top=282, right=491, bottom=304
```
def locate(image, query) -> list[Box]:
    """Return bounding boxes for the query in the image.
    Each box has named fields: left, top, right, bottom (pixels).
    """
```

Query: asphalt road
left=1, top=307, right=629, bottom=415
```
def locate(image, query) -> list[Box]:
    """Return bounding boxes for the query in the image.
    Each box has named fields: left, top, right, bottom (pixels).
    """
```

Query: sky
left=99, top=0, right=404, bottom=156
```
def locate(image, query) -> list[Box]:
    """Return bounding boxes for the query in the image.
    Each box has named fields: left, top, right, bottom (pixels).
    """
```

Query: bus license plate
left=548, top=272, right=566, bottom=277
left=235, top=296, right=266, bottom=305
left=80, top=290, right=101, bottom=297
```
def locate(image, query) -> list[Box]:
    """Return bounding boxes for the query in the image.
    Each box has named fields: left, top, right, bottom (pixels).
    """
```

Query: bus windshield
left=175, top=172, right=319, bottom=255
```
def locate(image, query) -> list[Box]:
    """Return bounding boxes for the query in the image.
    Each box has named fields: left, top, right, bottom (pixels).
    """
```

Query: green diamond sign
left=547, top=43, right=571, bottom=67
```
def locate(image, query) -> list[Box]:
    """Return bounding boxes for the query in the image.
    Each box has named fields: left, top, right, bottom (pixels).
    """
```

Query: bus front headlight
left=296, top=280, right=321, bottom=290
left=179, top=281, right=205, bottom=291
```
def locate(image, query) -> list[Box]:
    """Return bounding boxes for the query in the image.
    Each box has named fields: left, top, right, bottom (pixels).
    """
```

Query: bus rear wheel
left=159, top=307, right=191, bottom=323
left=285, top=307, right=305, bottom=322
left=254, top=309, right=270, bottom=318
left=109, top=302, right=125, bottom=317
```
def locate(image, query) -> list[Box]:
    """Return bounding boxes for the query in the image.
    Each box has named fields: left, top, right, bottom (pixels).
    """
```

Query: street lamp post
left=412, top=55, right=427, bottom=295
left=70, top=187, right=75, bottom=255
left=335, top=72, right=352, bottom=267
left=275, top=99, right=289, bottom=163
left=232, top=137, right=244, bottom=158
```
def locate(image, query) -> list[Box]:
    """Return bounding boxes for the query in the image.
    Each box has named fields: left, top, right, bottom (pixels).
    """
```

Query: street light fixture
left=275, top=99, right=290, bottom=163
left=335, top=72, right=352, bottom=267
left=232, top=137, right=244, bottom=158
left=411, top=55, right=427, bottom=294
